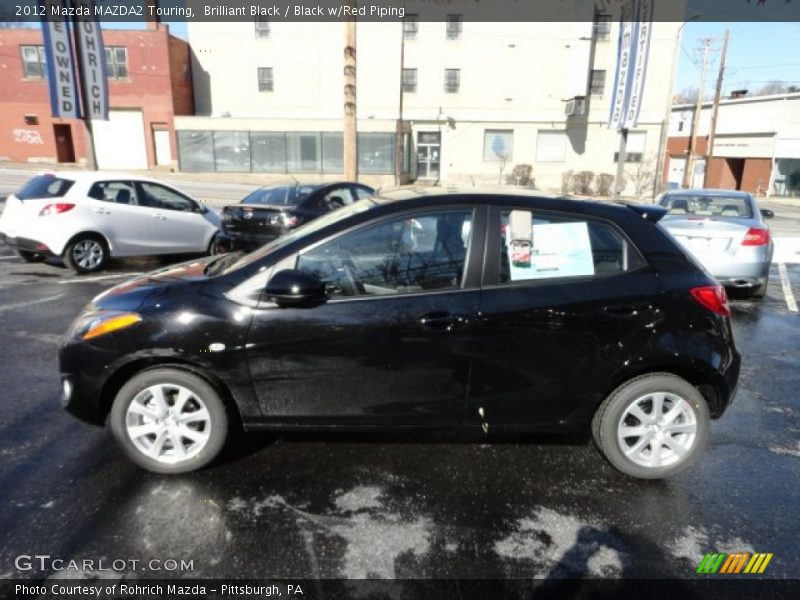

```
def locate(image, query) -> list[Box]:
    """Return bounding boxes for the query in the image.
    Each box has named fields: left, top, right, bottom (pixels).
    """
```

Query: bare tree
left=675, top=87, right=700, bottom=104
left=624, top=153, right=659, bottom=199
left=756, top=80, right=789, bottom=96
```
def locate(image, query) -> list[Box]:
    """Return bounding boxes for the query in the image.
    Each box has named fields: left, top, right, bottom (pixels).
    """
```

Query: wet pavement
left=0, top=246, right=799, bottom=583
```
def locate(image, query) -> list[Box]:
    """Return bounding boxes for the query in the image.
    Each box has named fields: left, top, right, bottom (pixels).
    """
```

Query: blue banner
left=40, top=0, right=81, bottom=119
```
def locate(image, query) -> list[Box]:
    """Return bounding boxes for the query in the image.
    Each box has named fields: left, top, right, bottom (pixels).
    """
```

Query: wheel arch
left=600, top=362, right=726, bottom=419
left=63, top=230, right=114, bottom=256
left=99, top=357, right=243, bottom=428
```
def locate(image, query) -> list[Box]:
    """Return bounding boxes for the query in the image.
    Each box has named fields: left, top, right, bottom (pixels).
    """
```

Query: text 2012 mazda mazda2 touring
left=59, top=189, right=740, bottom=478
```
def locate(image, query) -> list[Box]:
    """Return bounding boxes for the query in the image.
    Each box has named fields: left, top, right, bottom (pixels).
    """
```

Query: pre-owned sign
left=40, top=0, right=80, bottom=118
left=73, top=0, right=109, bottom=120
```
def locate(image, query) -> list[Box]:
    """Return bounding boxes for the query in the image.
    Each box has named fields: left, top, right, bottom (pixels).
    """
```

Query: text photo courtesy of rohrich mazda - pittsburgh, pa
left=1, top=1, right=800, bottom=599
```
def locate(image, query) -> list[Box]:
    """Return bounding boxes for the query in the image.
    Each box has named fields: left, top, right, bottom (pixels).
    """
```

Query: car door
left=245, top=206, right=486, bottom=425
left=467, top=205, right=662, bottom=431
left=135, top=181, right=214, bottom=253
left=84, top=180, right=156, bottom=255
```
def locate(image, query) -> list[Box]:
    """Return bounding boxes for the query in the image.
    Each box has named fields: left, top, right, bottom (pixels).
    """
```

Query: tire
left=207, top=234, right=225, bottom=256
left=17, top=249, right=46, bottom=263
left=591, top=373, right=710, bottom=479
left=110, top=368, right=229, bottom=475
left=63, top=235, right=108, bottom=274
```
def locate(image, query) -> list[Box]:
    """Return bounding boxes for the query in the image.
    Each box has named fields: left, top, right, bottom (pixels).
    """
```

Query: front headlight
left=69, top=311, right=142, bottom=341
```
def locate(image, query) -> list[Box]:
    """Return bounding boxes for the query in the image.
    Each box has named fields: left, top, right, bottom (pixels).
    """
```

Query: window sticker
left=506, top=220, right=595, bottom=281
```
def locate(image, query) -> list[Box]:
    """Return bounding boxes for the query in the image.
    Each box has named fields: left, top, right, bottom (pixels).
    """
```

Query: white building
left=179, top=9, right=683, bottom=191
left=668, top=92, right=800, bottom=196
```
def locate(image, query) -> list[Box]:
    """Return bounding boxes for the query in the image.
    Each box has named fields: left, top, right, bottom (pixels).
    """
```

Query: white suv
left=0, top=172, right=221, bottom=273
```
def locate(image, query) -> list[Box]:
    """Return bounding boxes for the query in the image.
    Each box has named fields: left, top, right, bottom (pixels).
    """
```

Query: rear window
left=660, top=194, right=753, bottom=219
left=15, top=175, right=74, bottom=200
left=242, top=185, right=318, bottom=206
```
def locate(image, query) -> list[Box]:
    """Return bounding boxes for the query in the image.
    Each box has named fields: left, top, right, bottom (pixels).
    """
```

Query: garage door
left=93, top=110, right=148, bottom=170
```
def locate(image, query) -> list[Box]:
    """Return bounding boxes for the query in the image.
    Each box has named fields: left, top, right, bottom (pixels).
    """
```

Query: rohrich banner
left=38, top=0, right=109, bottom=121
left=40, top=0, right=80, bottom=119
left=608, top=0, right=654, bottom=131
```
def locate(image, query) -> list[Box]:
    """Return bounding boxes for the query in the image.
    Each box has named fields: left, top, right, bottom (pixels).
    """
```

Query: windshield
left=16, top=174, right=75, bottom=200
left=242, top=185, right=318, bottom=206
left=220, top=197, right=377, bottom=274
left=660, top=194, right=753, bottom=219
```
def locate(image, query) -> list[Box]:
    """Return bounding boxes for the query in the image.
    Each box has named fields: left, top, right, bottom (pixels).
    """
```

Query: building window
left=445, top=68, right=460, bottom=94
left=402, top=68, right=417, bottom=93
left=258, top=67, right=274, bottom=92
left=536, top=130, right=567, bottom=162
left=105, top=47, right=128, bottom=79
left=21, top=45, right=46, bottom=79
left=613, top=131, right=646, bottom=163
left=446, top=14, right=462, bottom=40
left=590, top=69, right=606, bottom=96
left=403, top=14, right=419, bottom=39
left=677, top=121, right=684, bottom=132
left=593, top=14, right=612, bottom=41
left=358, top=132, right=395, bottom=173
left=254, top=17, right=270, bottom=38
left=483, top=130, right=513, bottom=161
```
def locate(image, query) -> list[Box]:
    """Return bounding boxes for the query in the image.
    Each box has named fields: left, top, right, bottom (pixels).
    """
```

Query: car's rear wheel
left=17, top=249, right=46, bottom=263
left=110, top=368, right=228, bottom=474
left=64, top=235, right=108, bottom=274
left=592, top=373, right=710, bottom=479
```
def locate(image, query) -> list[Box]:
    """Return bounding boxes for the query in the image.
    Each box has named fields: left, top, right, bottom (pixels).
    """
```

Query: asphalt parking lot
left=0, top=186, right=799, bottom=584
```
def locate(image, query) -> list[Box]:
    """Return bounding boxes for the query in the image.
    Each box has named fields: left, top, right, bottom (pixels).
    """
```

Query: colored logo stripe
left=697, top=552, right=773, bottom=574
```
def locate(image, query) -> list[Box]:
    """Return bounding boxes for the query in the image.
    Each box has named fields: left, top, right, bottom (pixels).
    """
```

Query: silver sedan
left=656, top=190, right=774, bottom=299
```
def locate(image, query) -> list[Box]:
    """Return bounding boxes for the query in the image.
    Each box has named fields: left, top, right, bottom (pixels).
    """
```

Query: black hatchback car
left=59, top=189, right=740, bottom=478
left=216, top=181, right=374, bottom=252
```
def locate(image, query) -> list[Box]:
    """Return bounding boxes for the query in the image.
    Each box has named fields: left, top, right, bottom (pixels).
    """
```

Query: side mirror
left=760, top=208, right=775, bottom=219
left=264, top=269, right=326, bottom=307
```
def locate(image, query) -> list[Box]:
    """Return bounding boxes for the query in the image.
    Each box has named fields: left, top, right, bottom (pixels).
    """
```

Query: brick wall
left=0, top=26, right=192, bottom=168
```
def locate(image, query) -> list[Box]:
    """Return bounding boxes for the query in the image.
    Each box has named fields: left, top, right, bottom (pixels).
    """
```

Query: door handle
left=93, top=208, right=111, bottom=215
left=419, top=311, right=469, bottom=330
left=152, top=212, right=167, bottom=220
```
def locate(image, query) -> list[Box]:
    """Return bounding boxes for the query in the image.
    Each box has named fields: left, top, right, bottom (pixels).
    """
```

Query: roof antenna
left=289, top=174, right=299, bottom=185
left=470, top=176, right=475, bottom=187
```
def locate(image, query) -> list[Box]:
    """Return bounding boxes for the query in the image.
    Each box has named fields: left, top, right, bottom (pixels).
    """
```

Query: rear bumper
left=0, top=233, right=54, bottom=256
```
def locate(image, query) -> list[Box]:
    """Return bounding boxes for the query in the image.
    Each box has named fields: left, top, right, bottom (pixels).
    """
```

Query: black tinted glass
left=16, top=175, right=74, bottom=200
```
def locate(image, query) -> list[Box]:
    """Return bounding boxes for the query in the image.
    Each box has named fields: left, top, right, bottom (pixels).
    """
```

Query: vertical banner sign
left=40, top=0, right=80, bottom=119
left=624, top=0, right=654, bottom=129
left=608, top=0, right=638, bottom=130
left=72, top=0, right=109, bottom=120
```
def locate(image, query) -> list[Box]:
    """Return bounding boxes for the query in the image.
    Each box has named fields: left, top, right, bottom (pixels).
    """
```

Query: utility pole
left=682, top=38, right=712, bottom=188
left=614, top=128, right=628, bottom=197
left=704, top=29, right=729, bottom=188
left=343, top=2, right=358, bottom=181
left=394, top=17, right=405, bottom=186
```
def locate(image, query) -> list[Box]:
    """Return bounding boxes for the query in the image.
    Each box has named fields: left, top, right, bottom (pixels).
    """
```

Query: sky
left=675, top=21, right=800, bottom=98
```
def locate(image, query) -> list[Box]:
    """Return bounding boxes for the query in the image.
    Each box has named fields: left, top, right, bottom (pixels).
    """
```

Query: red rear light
left=283, top=215, right=301, bottom=227
left=39, top=203, right=75, bottom=216
left=690, top=285, right=730, bottom=317
left=741, top=227, right=769, bottom=246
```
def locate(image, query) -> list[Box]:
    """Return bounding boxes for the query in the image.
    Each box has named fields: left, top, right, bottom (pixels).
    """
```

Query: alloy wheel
left=72, top=239, right=104, bottom=270
left=617, top=392, right=698, bottom=468
left=125, top=383, right=212, bottom=465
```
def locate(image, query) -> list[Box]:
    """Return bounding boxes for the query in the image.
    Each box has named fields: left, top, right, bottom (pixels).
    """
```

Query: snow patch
left=334, top=485, right=383, bottom=513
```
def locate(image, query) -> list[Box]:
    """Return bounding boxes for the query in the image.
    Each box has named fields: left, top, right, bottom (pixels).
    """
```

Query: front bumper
left=0, top=233, right=54, bottom=255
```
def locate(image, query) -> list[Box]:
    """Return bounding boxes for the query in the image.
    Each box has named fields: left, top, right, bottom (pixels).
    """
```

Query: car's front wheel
left=63, top=235, right=108, bottom=274
left=592, top=373, right=710, bottom=479
left=110, top=368, right=229, bottom=474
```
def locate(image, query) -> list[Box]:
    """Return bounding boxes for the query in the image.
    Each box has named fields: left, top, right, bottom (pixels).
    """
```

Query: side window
left=138, top=182, right=197, bottom=212
left=318, top=186, right=354, bottom=211
left=351, top=186, right=373, bottom=200
left=297, top=210, right=473, bottom=298
left=88, top=181, right=139, bottom=205
left=498, top=210, right=643, bottom=284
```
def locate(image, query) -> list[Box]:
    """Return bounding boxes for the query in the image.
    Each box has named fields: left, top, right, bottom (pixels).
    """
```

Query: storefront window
left=177, top=131, right=214, bottom=172
left=213, top=131, right=251, bottom=172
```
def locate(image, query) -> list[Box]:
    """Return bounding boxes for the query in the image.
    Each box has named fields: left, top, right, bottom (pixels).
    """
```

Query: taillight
left=742, top=227, right=769, bottom=246
left=39, top=203, right=75, bottom=216
left=283, top=214, right=301, bottom=227
left=690, top=285, right=730, bottom=317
